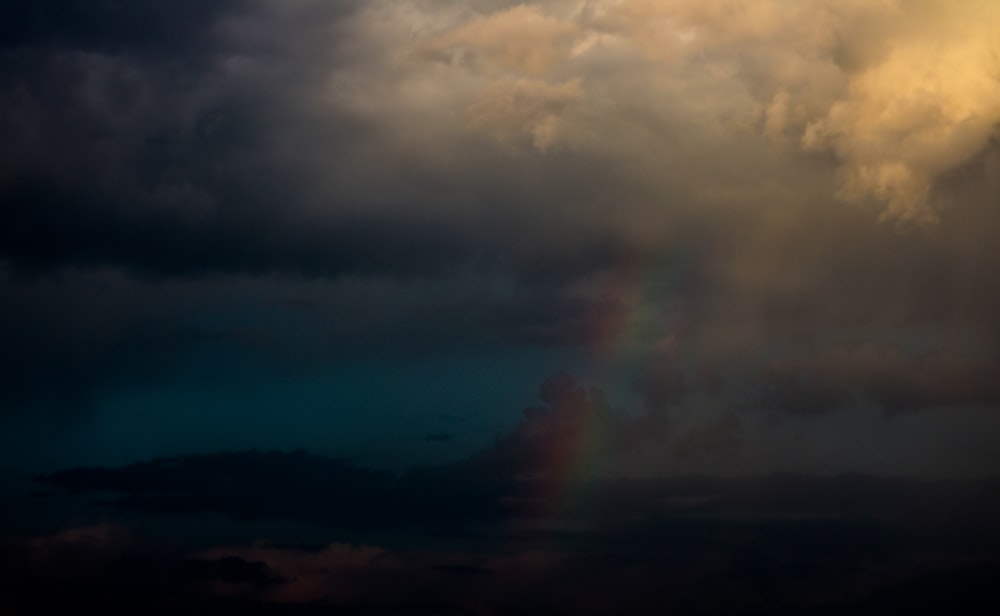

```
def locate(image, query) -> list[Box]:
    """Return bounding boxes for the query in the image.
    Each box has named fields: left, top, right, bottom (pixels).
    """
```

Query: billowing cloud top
left=397, top=0, right=1000, bottom=223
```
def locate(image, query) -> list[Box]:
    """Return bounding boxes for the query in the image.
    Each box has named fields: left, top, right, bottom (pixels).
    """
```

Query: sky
left=2, top=1, right=1000, bottom=613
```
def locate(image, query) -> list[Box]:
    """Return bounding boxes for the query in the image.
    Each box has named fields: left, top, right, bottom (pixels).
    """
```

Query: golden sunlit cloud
left=352, top=0, right=1000, bottom=224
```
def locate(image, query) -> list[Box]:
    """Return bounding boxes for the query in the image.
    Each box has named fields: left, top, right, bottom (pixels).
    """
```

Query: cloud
left=463, top=371, right=622, bottom=495
left=400, top=0, right=1000, bottom=222
left=18, top=470, right=1000, bottom=613
left=762, top=345, right=1000, bottom=413
left=413, top=4, right=579, bottom=76
left=3, top=0, right=999, bottom=310
left=632, top=349, right=689, bottom=414
left=3, top=0, right=1000, bottom=478
left=0, top=0, right=244, bottom=54
left=802, top=1, right=1000, bottom=224
left=35, top=450, right=406, bottom=528
left=192, top=532, right=1000, bottom=614
left=27, top=372, right=663, bottom=525
left=466, top=77, right=583, bottom=151
left=0, top=264, right=637, bottom=419
left=7, top=0, right=998, bottom=283
left=673, top=412, right=744, bottom=461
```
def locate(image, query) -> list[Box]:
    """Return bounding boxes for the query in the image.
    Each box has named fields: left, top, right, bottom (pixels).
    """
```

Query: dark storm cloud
left=23, top=358, right=1000, bottom=611
left=193, top=540, right=1000, bottom=615
left=0, top=0, right=456, bottom=281
left=672, top=412, right=743, bottom=461
left=3, top=0, right=999, bottom=288
left=0, top=0, right=240, bottom=53
left=2, top=0, right=997, bottom=315
left=760, top=346, right=1000, bottom=414
left=0, top=265, right=629, bottom=419
left=28, top=372, right=621, bottom=526
left=2, top=0, right=1000, bottom=479
left=0, top=524, right=317, bottom=614
left=632, top=352, right=689, bottom=414
left=35, top=450, right=408, bottom=528
left=0, top=268, right=210, bottom=418
left=6, top=522, right=1000, bottom=614
left=0, top=0, right=513, bottom=283
left=0, top=189, right=480, bottom=278
left=40, top=369, right=997, bottom=535
left=5, top=2, right=1000, bottom=610
left=26, top=444, right=1000, bottom=613
left=34, top=445, right=1000, bottom=529
left=0, top=0, right=648, bottom=282
left=459, top=371, right=620, bottom=493
left=0, top=1, right=369, bottom=61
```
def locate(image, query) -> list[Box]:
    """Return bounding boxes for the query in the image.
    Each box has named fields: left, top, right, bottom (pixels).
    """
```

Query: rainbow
left=514, top=247, right=693, bottom=523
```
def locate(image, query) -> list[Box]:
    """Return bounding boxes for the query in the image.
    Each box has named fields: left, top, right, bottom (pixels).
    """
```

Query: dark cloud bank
left=3, top=0, right=1000, bottom=430
left=4, top=1, right=1000, bottom=613
left=9, top=374, right=1000, bottom=614
left=12, top=453, right=1000, bottom=614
